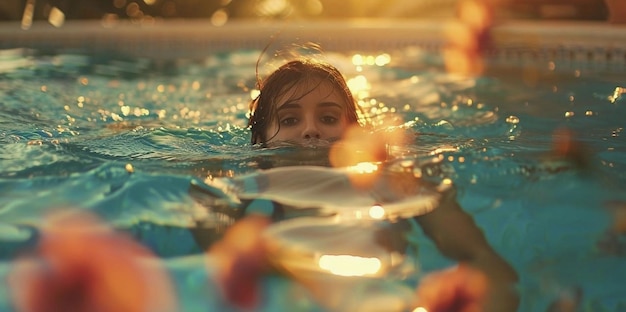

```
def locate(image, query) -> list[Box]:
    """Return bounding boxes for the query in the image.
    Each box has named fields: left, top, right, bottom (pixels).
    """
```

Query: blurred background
left=0, top=0, right=611, bottom=24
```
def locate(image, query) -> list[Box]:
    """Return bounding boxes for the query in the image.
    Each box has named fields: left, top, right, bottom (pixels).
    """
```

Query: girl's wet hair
left=248, top=58, right=361, bottom=145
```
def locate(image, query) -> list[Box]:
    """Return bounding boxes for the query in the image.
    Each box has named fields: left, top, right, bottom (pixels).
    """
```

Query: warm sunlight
left=368, top=204, right=385, bottom=219
left=318, top=254, right=382, bottom=276
left=346, top=162, right=379, bottom=174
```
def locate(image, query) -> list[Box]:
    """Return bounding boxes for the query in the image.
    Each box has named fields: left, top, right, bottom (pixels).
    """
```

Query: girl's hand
left=413, top=263, right=489, bottom=312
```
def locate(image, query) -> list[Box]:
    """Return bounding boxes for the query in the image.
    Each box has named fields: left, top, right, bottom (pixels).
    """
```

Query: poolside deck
left=1, top=19, right=625, bottom=68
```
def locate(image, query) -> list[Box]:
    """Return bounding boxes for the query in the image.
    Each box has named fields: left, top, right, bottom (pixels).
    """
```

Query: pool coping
left=1, top=19, right=625, bottom=67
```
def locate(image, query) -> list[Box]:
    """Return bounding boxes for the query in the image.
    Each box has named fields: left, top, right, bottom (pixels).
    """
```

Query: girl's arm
left=414, top=187, right=519, bottom=312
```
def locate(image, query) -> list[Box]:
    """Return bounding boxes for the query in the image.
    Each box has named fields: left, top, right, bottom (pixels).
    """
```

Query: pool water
left=1, top=47, right=625, bottom=311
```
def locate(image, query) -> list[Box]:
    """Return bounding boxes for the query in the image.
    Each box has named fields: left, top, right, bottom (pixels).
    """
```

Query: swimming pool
left=1, top=20, right=626, bottom=311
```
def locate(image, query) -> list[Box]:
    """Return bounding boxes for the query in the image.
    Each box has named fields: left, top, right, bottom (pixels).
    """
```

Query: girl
left=205, top=56, right=519, bottom=312
left=248, top=58, right=361, bottom=146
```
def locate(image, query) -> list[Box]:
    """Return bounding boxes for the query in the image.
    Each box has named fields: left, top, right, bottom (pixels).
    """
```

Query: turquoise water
left=1, top=47, right=625, bottom=311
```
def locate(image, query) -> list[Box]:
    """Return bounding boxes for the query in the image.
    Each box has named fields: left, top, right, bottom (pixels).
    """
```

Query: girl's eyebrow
left=277, top=102, right=301, bottom=111
left=317, top=102, right=343, bottom=109
left=277, top=101, right=343, bottom=111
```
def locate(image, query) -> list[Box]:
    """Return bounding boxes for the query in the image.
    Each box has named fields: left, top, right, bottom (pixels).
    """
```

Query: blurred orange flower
left=445, top=0, right=495, bottom=77
left=8, top=211, right=177, bottom=312
left=207, top=215, right=271, bottom=310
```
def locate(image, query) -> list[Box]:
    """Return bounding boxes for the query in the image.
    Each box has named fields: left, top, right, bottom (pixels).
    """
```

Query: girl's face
left=264, top=79, right=350, bottom=145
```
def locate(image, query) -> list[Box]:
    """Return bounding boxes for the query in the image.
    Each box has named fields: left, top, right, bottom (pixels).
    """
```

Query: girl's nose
left=302, top=121, right=321, bottom=139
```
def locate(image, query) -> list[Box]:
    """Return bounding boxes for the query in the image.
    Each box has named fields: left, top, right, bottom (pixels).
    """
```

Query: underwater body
left=0, top=47, right=625, bottom=311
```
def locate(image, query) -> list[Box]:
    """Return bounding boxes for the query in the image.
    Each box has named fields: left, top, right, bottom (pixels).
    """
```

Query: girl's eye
left=320, top=115, right=338, bottom=124
left=280, top=117, right=298, bottom=126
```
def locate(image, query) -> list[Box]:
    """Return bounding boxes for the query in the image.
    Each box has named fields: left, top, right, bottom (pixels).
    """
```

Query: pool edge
left=1, top=19, right=625, bottom=67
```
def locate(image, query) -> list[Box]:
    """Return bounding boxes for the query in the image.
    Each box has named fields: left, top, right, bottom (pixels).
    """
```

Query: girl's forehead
left=275, top=79, right=342, bottom=107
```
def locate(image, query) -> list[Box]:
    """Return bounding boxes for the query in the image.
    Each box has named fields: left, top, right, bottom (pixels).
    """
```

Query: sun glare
left=346, top=162, right=379, bottom=174
left=347, top=75, right=371, bottom=100
left=368, top=205, right=385, bottom=219
left=318, top=254, right=382, bottom=277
